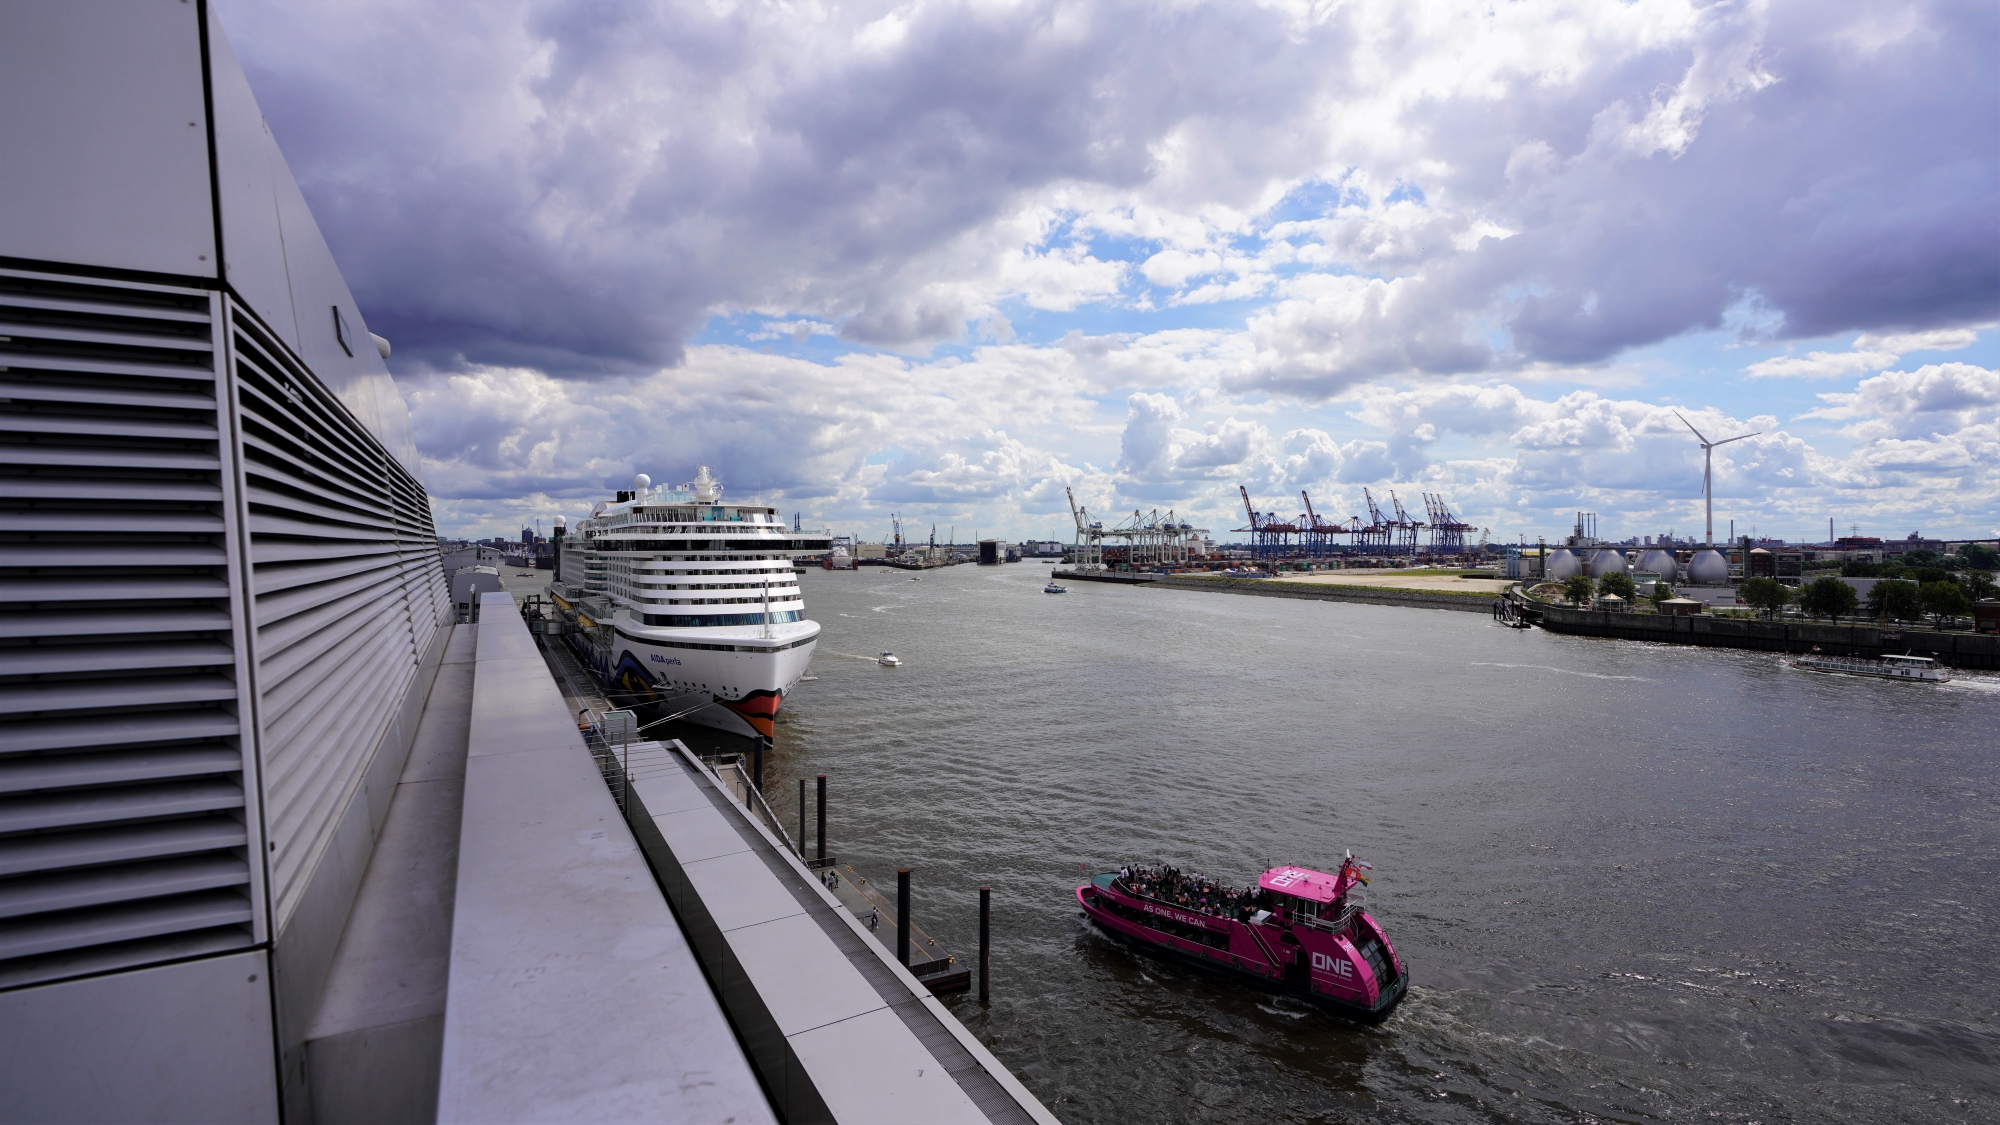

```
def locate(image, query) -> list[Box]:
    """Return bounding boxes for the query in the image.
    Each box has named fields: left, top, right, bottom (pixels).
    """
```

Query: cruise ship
left=552, top=467, right=828, bottom=739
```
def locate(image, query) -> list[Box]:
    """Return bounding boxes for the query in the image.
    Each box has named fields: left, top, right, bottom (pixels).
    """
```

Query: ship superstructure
left=552, top=467, right=828, bottom=739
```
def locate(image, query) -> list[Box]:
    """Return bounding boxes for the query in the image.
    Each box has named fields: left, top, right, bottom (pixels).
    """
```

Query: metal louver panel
left=226, top=311, right=448, bottom=927
left=0, top=267, right=259, bottom=989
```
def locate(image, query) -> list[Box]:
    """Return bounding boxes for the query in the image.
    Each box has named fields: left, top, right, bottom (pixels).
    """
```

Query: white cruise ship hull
left=568, top=618, right=820, bottom=739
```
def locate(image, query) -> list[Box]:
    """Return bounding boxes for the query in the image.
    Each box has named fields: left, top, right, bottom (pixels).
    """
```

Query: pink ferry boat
left=1076, top=856, right=1407, bottom=1022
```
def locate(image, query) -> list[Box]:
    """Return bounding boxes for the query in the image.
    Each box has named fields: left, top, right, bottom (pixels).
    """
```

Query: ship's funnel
left=691, top=465, right=721, bottom=503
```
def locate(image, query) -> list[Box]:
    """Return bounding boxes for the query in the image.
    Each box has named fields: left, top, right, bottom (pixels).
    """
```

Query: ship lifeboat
left=1076, top=855, right=1407, bottom=1022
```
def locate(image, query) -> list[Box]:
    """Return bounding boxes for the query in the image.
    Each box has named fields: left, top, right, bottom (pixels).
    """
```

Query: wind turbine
left=1676, top=412, right=1759, bottom=547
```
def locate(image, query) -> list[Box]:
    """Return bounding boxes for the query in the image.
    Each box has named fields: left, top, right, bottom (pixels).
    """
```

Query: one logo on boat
left=649, top=654, right=683, bottom=665
left=1312, top=951, right=1353, bottom=977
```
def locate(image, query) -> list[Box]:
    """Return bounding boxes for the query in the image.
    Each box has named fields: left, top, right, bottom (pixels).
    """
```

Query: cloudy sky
left=221, top=0, right=1998, bottom=545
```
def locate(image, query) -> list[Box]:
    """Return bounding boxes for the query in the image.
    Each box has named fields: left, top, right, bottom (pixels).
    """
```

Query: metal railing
left=704, top=754, right=797, bottom=854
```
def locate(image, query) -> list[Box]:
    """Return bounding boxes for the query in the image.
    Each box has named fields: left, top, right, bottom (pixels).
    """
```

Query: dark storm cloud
left=226, top=0, right=1349, bottom=374
left=224, top=1, right=1995, bottom=385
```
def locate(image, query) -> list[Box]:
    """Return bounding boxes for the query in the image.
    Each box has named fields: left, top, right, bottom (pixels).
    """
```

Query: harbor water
left=763, top=564, right=1998, bottom=1124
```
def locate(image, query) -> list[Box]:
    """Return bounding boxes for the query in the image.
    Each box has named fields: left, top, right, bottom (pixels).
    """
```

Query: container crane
left=1422, top=493, right=1476, bottom=553
left=1236, top=485, right=1299, bottom=559
left=1066, top=486, right=1105, bottom=568
left=1358, top=488, right=1393, bottom=554
left=1301, top=490, right=1346, bottom=558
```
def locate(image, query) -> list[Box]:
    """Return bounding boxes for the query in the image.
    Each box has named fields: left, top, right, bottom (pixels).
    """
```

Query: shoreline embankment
left=1527, top=601, right=2000, bottom=670
left=1153, top=575, right=1500, bottom=613
left=1058, top=568, right=1999, bottom=667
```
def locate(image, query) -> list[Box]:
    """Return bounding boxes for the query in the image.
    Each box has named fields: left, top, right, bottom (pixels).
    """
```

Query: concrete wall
left=1533, top=605, right=2000, bottom=669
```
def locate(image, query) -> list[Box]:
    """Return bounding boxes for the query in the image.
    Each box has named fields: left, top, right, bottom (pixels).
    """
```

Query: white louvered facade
left=0, top=4, right=455, bottom=1118
left=0, top=265, right=449, bottom=987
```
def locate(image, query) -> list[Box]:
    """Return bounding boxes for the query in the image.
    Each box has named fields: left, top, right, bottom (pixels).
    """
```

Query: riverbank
left=1529, top=600, right=2000, bottom=670
left=1156, top=574, right=1499, bottom=613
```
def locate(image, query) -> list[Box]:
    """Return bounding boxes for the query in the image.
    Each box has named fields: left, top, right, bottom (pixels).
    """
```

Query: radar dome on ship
left=1637, top=548, right=1677, bottom=577
left=1546, top=549, right=1582, bottom=580
left=1588, top=549, right=1628, bottom=578
left=632, top=473, right=651, bottom=493
left=1688, top=549, right=1729, bottom=584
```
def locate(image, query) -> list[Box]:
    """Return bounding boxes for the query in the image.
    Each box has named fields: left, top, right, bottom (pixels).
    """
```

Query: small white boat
left=1790, top=650, right=1950, bottom=683
left=877, top=652, right=901, bottom=667
left=1044, top=581, right=1068, bottom=594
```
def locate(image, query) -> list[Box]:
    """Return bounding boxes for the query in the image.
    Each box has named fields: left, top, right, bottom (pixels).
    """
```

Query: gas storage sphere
left=1687, top=549, right=1729, bottom=585
left=1588, top=549, right=1628, bottom=578
left=1638, top=548, right=1678, bottom=577
left=1546, top=549, right=1582, bottom=580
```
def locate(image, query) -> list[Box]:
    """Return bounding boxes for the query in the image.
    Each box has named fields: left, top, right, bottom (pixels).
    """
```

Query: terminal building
left=1, top=5, right=1054, bottom=1123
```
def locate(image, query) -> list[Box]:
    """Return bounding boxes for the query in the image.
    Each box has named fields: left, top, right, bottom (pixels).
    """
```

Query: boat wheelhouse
left=1077, top=857, right=1407, bottom=1022
left=551, top=467, right=828, bottom=738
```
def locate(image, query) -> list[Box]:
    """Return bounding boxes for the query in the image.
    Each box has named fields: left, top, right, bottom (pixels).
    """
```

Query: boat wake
left=1939, top=676, right=2000, bottom=694
left=823, top=651, right=893, bottom=663
left=1470, top=662, right=1654, bottom=682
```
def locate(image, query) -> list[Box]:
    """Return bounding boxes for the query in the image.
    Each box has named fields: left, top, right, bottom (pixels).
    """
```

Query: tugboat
left=1076, top=856, right=1406, bottom=1022
left=1790, top=648, right=1950, bottom=683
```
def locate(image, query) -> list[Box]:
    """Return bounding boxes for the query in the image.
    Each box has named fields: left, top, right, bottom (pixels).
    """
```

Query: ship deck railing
left=1111, top=877, right=1367, bottom=935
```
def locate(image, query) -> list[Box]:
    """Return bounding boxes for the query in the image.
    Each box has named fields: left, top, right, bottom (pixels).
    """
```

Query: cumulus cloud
left=1115, top=392, right=1263, bottom=496
left=1744, top=349, right=1900, bottom=380
left=1805, top=363, right=2000, bottom=441
left=1744, top=324, right=1988, bottom=379
left=224, top=0, right=1996, bottom=378
left=214, top=0, right=2000, bottom=539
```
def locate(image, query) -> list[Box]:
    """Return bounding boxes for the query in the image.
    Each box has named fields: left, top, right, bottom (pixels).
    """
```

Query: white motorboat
left=1044, top=581, right=1068, bottom=593
left=1789, top=650, right=1950, bottom=683
left=878, top=652, right=901, bottom=667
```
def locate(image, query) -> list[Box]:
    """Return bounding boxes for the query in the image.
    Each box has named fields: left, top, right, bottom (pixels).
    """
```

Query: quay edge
left=1156, top=575, right=1499, bottom=612
left=1526, top=600, right=2000, bottom=671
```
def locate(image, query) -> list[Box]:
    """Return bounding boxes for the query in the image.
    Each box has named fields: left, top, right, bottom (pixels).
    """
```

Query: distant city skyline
left=221, top=0, right=2000, bottom=543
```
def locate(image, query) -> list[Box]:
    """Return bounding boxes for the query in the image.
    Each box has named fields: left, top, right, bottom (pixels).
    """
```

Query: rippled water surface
left=721, top=564, right=1999, bottom=1123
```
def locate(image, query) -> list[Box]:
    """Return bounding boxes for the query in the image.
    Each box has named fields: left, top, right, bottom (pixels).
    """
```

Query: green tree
left=1841, top=560, right=1880, bottom=578
left=1797, top=576, right=1859, bottom=622
left=1649, top=581, right=1676, bottom=611
left=1598, top=572, right=1637, bottom=601
left=1901, top=548, right=1942, bottom=568
left=1562, top=574, right=1595, bottom=606
left=1958, top=543, right=2000, bottom=570
left=1962, top=570, right=1997, bottom=603
left=1920, top=580, right=1970, bottom=626
left=1867, top=579, right=1922, bottom=622
left=1740, top=576, right=1791, bottom=619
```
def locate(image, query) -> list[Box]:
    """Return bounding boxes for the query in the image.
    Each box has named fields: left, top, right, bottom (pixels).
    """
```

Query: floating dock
left=818, top=864, right=973, bottom=994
